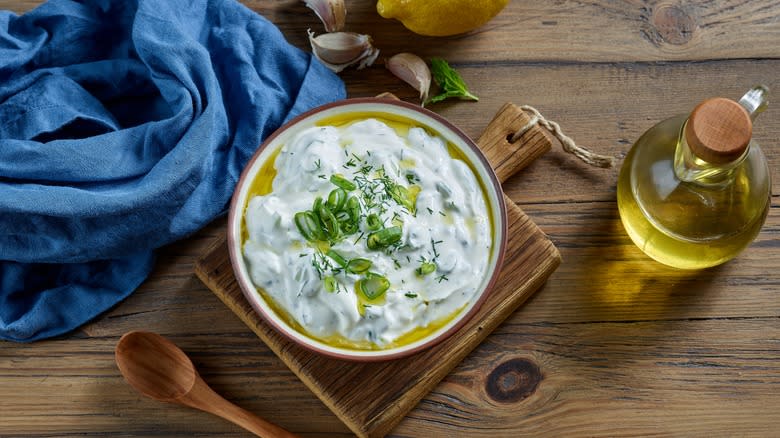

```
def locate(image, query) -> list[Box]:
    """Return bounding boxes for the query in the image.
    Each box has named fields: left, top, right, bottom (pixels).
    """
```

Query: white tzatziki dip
left=243, top=116, right=492, bottom=348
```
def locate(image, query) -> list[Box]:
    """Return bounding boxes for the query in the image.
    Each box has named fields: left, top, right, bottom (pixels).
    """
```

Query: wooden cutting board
left=194, top=102, right=561, bottom=438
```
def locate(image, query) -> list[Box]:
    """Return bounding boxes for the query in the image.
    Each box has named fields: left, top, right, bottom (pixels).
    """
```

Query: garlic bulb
left=303, top=0, right=346, bottom=33
left=308, top=30, right=380, bottom=73
left=386, top=53, right=431, bottom=102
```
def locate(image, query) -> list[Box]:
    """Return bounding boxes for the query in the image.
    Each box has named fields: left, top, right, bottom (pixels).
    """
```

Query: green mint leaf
left=427, top=58, right=479, bottom=105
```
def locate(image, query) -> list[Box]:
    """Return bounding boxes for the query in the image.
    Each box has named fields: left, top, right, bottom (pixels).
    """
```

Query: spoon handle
left=182, top=375, right=299, bottom=438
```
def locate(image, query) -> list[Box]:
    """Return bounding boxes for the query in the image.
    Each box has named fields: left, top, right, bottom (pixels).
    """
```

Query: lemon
left=376, top=0, right=509, bottom=37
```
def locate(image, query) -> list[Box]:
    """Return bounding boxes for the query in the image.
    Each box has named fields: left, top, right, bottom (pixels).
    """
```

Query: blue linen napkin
left=0, top=0, right=346, bottom=341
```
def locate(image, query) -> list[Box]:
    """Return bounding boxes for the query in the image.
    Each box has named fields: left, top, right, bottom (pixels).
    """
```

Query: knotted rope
left=510, top=105, right=615, bottom=168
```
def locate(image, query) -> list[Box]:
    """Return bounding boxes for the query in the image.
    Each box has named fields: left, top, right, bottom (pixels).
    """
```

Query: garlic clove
left=303, top=0, right=346, bottom=33
left=308, top=30, right=380, bottom=73
left=386, top=52, right=431, bottom=102
left=309, top=31, right=369, bottom=64
left=356, top=46, right=381, bottom=70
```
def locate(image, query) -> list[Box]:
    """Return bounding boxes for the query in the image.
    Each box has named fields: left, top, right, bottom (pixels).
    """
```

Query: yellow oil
left=240, top=147, right=281, bottom=243
left=242, top=111, right=496, bottom=350
left=616, top=115, right=771, bottom=269
left=317, top=111, right=416, bottom=135
left=258, top=285, right=464, bottom=351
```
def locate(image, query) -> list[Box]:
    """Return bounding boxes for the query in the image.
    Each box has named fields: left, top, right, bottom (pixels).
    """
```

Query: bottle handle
left=738, top=85, right=769, bottom=121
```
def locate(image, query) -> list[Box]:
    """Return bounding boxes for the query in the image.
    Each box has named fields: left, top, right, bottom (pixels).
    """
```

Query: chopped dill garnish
left=431, top=238, right=442, bottom=260
left=310, top=253, right=325, bottom=279
left=358, top=164, right=373, bottom=175
left=344, top=158, right=357, bottom=168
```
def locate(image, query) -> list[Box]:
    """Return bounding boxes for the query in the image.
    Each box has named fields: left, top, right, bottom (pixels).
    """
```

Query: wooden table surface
left=2, top=1, right=779, bottom=437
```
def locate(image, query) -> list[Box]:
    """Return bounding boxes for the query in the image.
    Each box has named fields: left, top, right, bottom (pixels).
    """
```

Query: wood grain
left=114, top=331, right=299, bottom=437
left=2, top=1, right=779, bottom=63
left=395, top=317, right=780, bottom=437
left=1, top=0, right=780, bottom=437
left=237, top=1, right=780, bottom=63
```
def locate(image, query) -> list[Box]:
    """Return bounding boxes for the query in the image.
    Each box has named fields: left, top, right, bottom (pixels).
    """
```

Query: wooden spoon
left=115, top=330, right=298, bottom=438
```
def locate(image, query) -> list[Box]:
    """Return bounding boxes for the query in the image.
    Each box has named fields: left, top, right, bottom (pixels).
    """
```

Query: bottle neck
left=673, top=120, right=748, bottom=187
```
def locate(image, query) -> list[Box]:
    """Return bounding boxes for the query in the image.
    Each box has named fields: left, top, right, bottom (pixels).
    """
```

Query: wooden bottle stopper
left=684, top=97, right=752, bottom=164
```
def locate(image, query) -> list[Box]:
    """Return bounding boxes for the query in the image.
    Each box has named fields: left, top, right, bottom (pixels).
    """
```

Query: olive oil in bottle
left=617, top=86, right=772, bottom=269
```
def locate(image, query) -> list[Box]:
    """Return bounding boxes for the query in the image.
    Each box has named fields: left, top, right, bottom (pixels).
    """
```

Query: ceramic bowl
left=227, top=98, right=507, bottom=361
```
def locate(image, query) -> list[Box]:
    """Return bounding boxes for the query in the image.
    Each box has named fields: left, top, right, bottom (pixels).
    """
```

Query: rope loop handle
left=510, top=105, right=615, bottom=168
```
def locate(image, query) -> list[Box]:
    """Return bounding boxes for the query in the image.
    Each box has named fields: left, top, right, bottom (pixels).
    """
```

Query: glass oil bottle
left=617, top=86, right=772, bottom=269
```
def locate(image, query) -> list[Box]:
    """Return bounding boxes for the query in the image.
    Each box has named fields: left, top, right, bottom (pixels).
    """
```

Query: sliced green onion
left=323, top=275, right=337, bottom=293
left=346, top=195, right=360, bottom=210
left=365, top=213, right=382, bottom=231
left=357, top=274, right=390, bottom=300
left=388, top=184, right=407, bottom=204
left=346, top=196, right=361, bottom=221
left=416, top=261, right=436, bottom=276
left=317, top=204, right=341, bottom=240
left=330, top=174, right=356, bottom=191
left=346, top=258, right=372, bottom=274
left=294, top=211, right=320, bottom=242
left=388, top=184, right=416, bottom=212
left=313, top=196, right=323, bottom=213
left=325, top=249, right=348, bottom=268
left=327, top=188, right=347, bottom=211
left=366, top=226, right=402, bottom=250
left=340, top=220, right=359, bottom=235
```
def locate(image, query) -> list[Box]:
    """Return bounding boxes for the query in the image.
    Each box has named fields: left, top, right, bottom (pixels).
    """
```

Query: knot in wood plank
left=652, top=4, right=696, bottom=45
left=485, top=358, right=541, bottom=403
